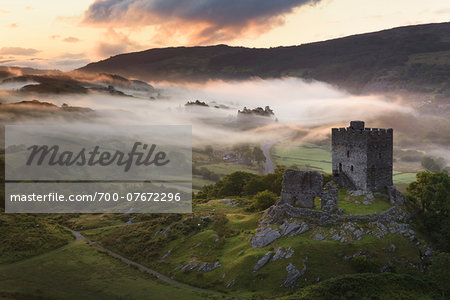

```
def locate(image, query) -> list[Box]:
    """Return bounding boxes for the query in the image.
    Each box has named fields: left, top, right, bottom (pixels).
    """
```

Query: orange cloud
left=83, top=0, right=321, bottom=45
left=0, top=47, right=40, bottom=56
left=93, top=28, right=143, bottom=58
left=63, top=37, right=81, bottom=43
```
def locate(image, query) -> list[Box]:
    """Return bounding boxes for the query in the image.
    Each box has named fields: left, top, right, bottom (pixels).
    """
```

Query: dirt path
left=261, top=136, right=293, bottom=174
left=64, top=227, right=232, bottom=298
left=261, top=141, right=276, bottom=174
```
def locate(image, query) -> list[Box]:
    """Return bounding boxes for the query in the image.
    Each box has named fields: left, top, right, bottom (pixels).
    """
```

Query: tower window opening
left=339, top=163, right=342, bottom=172
left=346, top=150, right=350, bottom=158
left=379, top=153, right=381, bottom=159
left=351, top=165, right=354, bottom=172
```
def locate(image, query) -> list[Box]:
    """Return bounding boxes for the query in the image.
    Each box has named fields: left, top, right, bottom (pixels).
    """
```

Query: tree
left=253, top=190, right=278, bottom=211
left=407, top=171, right=450, bottom=251
left=253, top=146, right=266, bottom=163
left=407, top=171, right=450, bottom=214
left=204, top=145, right=214, bottom=158
left=421, top=155, right=446, bottom=172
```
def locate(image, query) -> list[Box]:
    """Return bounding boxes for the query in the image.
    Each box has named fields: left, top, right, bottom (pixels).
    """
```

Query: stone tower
left=331, top=121, right=393, bottom=192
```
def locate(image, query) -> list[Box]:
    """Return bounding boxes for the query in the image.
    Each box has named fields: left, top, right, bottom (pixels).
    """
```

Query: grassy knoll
left=0, top=241, right=208, bottom=300
left=0, top=214, right=73, bottom=264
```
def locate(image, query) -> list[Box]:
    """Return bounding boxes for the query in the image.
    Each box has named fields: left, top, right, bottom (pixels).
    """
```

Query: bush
left=429, top=252, right=450, bottom=296
left=253, top=190, right=278, bottom=211
left=194, top=167, right=285, bottom=200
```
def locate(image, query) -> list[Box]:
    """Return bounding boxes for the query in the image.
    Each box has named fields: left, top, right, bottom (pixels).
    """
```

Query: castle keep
left=332, top=121, right=393, bottom=192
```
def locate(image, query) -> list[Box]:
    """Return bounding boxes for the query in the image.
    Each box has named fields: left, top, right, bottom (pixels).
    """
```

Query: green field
left=272, top=142, right=418, bottom=186
left=271, top=142, right=332, bottom=173
left=393, top=172, right=418, bottom=185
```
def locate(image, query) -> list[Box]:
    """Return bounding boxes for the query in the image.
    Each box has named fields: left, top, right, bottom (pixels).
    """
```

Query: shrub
left=253, top=190, right=278, bottom=211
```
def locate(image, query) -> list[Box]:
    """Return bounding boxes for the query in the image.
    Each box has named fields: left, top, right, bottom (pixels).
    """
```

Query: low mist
left=1, top=77, right=449, bottom=164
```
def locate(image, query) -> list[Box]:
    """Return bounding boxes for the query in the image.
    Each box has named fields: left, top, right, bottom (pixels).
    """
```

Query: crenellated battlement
left=332, top=126, right=393, bottom=136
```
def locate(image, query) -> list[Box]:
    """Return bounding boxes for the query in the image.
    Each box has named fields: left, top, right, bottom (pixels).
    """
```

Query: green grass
left=0, top=214, right=73, bottom=264
left=285, top=273, right=438, bottom=299
left=271, top=142, right=331, bottom=173
left=393, top=172, right=417, bottom=185
left=192, top=175, right=215, bottom=191
left=199, top=163, right=260, bottom=176
left=338, top=189, right=392, bottom=215
left=0, top=242, right=208, bottom=300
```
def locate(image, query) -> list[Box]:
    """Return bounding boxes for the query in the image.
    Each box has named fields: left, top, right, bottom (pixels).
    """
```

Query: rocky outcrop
left=174, top=260, right=221, bottom=272
left=280, top=221, right=309, bottom=237
left=253, top=252, right=273, bottom=272
left=272, top=247, right=294, bottom=261
left=281, top=259, right=307, bottom=288
left=251, top=227, right=281, bottom=248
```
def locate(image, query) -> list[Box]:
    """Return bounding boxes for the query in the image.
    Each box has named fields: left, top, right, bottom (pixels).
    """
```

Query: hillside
left=79, top=22, right=450, bottom=96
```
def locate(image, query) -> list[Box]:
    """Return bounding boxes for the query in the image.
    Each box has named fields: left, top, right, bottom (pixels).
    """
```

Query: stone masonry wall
left=279, top=170, right=323, bottom=208
left=332, top=121, right=393, bottom=192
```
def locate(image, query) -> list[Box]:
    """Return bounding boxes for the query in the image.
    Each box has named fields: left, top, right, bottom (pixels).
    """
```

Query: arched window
left=346, top=150, right=350, bottom=158
left=351, top=165, right=354, bottom=172
left=379, top=153, right=381, bottom=159
left=339, top=163, right=342, bottom=172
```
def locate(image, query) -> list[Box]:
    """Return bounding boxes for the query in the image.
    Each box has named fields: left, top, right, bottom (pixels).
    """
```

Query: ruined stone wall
left=265, top=186, right=407, bottom=227
left=321, top=182, right=338, bottom=213
left=280, top=170, right=323, bottom=208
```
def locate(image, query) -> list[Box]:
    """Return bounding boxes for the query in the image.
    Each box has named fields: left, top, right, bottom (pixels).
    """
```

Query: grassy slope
left=73, top=197, right=425, bottom=299
left=0, top=241, right=207, bottom=300
left=0, top=214, right=73, bottom=264
left=283, top=273, right=438, bottom=300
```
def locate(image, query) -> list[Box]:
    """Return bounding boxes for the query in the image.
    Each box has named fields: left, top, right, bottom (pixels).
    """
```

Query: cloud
left=93, top=29, right=142, bottom=58
left=63, top=37, right=81, bottom=43
left=0, top=56, right=90, bottom=71
left=8, top=23, right=18, bottom=28
left=0, top=47, right=41, bottom=56
left=50, top=35, right=60, bottom=40
left=83, top=0, right=321, bottom=44
left=0, top=9, right=9, bottom=14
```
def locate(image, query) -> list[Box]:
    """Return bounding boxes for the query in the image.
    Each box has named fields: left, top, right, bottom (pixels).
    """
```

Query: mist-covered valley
left=1, top=70, right=449, bottom=180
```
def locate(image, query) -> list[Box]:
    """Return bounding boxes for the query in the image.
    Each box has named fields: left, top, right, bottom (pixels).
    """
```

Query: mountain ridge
left=79, top=22, right=450, bottom=96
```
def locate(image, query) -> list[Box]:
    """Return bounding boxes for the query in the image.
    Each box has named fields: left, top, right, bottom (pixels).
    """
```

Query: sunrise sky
left=0, top=0, right=449, bottom=70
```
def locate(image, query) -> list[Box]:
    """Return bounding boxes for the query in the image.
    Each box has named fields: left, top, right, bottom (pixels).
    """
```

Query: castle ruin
left=332, top=121, right=393, bottom=192
left=280, top=121, right=394, bottom=210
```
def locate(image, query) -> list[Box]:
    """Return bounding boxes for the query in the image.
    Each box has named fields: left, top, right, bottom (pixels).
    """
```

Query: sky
left=0, top=0, right=449, bottom=71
